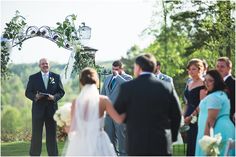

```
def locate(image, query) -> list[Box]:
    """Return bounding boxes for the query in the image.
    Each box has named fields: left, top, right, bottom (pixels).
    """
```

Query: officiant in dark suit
left=114, top=54, right=181, bottom=155
left=25, top=58, right=65, bottom=156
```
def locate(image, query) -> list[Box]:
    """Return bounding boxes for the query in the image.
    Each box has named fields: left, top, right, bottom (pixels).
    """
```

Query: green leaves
left=1, top=11, right=26, bottom=79
left=170, top=1, right=235, bottom=61
left=1, top=12, right=93, bottom=79
left=1, top=41, right=11, bottom=79
left=54, top=14, right=79, bottom=45
left=73, top=51, right=96, bottom=74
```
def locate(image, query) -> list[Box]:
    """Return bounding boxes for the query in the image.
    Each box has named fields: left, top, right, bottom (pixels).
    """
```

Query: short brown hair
left=79, top=67, right=99, bottom=86
left=135, top=53, right=156, bottom=73
left=217, top=57, right=232, bottom=68
left=187, top=58, right=204, bottom=70
left=112, top=60, right=123, bottom=68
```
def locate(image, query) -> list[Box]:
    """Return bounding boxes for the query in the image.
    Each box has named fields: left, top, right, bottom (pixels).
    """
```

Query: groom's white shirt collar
left=140, top=72, right=155, bottom=77
left=41, top=71, right=49, bottom=77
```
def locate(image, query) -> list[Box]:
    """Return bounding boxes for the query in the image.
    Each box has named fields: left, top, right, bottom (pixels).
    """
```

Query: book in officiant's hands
left=38, top=92, right=50, bottom=97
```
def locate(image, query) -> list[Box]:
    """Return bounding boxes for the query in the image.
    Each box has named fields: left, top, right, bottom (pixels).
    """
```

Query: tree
left=1, top=106, right=21, bottom=133
left=120, top=45, right=142, bottom=76
left=1, top=74, right=27, bottom=109
left=137, top=0, right=236, bottom=101
left=170, top=1, right=235, bottom=62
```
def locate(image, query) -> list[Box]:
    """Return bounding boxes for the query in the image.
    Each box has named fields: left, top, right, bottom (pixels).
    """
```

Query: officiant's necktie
left=43, top=74, right=48, bottom=89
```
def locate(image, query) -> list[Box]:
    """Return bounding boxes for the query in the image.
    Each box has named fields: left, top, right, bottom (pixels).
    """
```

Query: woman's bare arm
left=204, top=109, right=219, bottom=136
left=103, top=97, right=126, bottom=124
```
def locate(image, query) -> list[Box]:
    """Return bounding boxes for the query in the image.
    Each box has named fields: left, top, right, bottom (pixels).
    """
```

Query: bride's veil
left=63, top=84, right=100, bottom=156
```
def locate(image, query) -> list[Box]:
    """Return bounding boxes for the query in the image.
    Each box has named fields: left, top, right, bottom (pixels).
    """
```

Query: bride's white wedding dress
left=64, top=84, right=116, bottom=156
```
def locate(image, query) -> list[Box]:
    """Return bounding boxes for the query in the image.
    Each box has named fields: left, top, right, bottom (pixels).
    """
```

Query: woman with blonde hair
left=64, top=67, right=125, bottom=156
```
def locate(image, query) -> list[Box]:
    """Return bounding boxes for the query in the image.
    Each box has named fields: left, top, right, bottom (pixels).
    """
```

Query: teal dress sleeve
left=206, top=92, right=223, bottom=109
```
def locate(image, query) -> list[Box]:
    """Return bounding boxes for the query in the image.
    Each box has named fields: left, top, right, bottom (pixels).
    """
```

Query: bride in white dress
left=63, top=67, right=125, bottom=156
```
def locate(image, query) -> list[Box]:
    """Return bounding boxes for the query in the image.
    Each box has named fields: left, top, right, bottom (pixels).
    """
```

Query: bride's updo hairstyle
left=79, top=67, right=99, bottom=86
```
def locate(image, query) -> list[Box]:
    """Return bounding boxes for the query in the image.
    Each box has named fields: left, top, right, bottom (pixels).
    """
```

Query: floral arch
left=1, top=11, right=98, bottom=80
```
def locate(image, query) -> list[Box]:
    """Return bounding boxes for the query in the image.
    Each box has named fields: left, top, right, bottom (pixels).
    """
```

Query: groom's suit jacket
left=114, top=74, right=181, bottom=155
left=225, top=75, right=235, bottom=121
left=25, top=71, right=65, bottom=118
left=101, top=73, right=132, bottom=104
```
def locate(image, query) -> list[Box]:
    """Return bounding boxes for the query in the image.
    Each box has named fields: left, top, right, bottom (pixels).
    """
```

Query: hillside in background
left=1, top=61, right=114, bottom=142
left=96, top=60, right=113, bottom=69
left=3, top=61, right=113, bottom=107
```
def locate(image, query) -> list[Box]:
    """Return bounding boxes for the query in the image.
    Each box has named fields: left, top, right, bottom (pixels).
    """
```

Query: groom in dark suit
left=114, top=54, right=181, bottom=155
left=25, top=58, right=65, bottom=156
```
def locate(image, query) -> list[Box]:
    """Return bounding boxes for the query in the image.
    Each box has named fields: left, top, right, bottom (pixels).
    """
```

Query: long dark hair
left=206, top=70, right=227, bottom=94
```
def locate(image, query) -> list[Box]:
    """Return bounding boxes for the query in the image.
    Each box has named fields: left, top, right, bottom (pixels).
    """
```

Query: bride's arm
left=104, top=97, right=126, bottom=124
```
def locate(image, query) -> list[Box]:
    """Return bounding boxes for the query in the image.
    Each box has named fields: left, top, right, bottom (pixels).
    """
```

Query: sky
left=1, top=0, right=156, bottom=64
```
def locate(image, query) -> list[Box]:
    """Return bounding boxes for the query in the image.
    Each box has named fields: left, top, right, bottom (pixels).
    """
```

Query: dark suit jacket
left=25, top=72, right=65, bottom=119
left=114, top=74, right=181, bottom=155
left=225, top=75, right=235, bottom=118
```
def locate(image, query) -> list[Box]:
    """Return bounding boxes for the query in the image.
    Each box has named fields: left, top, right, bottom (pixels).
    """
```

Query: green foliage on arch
left=1, top=11, right=95, bottom=79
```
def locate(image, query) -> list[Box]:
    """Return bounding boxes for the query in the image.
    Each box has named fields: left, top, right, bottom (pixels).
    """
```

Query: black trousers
left=29, top=116, right=58, bottom=156
left=186, top=123, right=198, bottom=156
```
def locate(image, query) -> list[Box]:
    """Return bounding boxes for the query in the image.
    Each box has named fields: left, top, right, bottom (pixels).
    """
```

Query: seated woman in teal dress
left=195, top=70, right=235, bottom=156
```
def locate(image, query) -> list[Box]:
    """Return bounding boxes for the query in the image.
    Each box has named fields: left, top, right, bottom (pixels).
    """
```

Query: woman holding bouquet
left=183, top=59, right=205, bottom=156
left=195, top=70, right=235, bottom=156
left=63, top=67, right=125, bottom=156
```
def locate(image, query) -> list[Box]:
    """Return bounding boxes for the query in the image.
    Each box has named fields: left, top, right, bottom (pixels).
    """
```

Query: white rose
left=57, top=120, right=64, bottom=127
left=53, top=103, right=71, bottom=127
left=214, top=133, right=222, bottom=145
left=60, top=107, right=70, bottom=121
left=53, top=112, right=60, bottom=122
left=199, top=136, right=215, bottom=152
left=190, top=115, right=197, bottom=124
left=199, top=134, right=222, bottom=156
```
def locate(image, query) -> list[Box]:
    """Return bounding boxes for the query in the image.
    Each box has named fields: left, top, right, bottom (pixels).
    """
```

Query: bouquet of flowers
left=190, top=114, right=198, bottom=124
left=53, top=102, right=71, bottom=127
left=199, top=128, right=222, bottom=156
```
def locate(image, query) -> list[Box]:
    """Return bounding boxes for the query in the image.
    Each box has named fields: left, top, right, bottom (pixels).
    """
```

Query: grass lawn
left=173, top=144, right=186, bottom=156
left=1, top=141, right=65, bottom=156
left=1, top=141, right=186, bottom=156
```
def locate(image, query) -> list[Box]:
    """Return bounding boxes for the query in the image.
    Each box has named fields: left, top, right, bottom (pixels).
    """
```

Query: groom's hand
left=113, top=70, right=119, bottom=76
